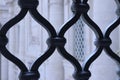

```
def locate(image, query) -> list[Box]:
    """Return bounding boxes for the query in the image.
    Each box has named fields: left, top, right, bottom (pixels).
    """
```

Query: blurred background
left=0, top=0, right=120, bottom=80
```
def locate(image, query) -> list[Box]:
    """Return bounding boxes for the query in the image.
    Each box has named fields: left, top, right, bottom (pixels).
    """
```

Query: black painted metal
left=0, top=0, right=120, bottom=80
left=0, top=23, right=1, bottom=80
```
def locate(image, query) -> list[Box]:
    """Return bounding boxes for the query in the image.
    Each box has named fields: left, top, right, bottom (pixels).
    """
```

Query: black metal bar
left=0, top=23, right=1, bottom=80
left=82, top=13, right=103, bottom=39
left=72, top=0, right=81, bottom=3
left=0, top=9, right=28, bottom=35
left=0, top=0, right=119, bottom=80
left=29, top=8, right=57, bottom=37
left=83, top=47, right=103, bottom=71
left=83, top=0, right=88, bottom=4
left=105, top=18, right=120, bottom=37
left=59, top=13, right=81, bottom=37
left=31, top=46, right=56, bottom=71
left=104, top=47, right=120, bottom=63
left=0, top=9, right=28, bottom=71
left=57, top=46, right=82, bottom=72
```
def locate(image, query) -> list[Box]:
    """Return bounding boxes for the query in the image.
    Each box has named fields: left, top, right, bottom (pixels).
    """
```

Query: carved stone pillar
left=0, top=3, right=10, bottom=80
left=45, top=1, right=64, bottom=80
left=90, top=0, right=118, bottom=80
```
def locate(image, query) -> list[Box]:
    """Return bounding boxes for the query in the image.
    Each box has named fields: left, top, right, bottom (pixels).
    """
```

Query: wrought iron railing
left=0, top=0, right=120, bottom=80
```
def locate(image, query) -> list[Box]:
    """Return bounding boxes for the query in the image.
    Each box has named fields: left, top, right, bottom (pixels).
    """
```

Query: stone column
left=46, top=0, right=64, bottom=80
left=8, top=1, right=20, bottom=80
left=1, top=57, right=8, bottom=80
left=63, top=0, right=77, bottom=80
left=49, top=0, right=64, bottom=31
left=90, top=0, right=119, bottom=80
left=0, top=4, right=9, bottom=80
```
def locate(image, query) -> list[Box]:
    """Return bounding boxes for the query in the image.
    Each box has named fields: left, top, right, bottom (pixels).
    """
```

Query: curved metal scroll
left=0, top=0, right=120, bottom=80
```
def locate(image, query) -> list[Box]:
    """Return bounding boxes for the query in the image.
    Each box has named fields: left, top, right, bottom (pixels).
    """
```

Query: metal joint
left=71, top=3, right=90, bottom=14
left=94, top=38, right=112, bottom=47
left=73, top=71, right=91, bottom=80
left=0, top=35, right=8, bottom=46
left=19, top=71, right=40, bottom=80
left=18, top=0, right=39, bottom=9
left=47, top=37, right=66, bottom=47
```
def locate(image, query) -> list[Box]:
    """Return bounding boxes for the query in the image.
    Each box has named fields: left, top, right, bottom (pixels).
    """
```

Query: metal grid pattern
left=0, top=0, right=120, bottom=80
left=74, top=18, right=85, bottom=62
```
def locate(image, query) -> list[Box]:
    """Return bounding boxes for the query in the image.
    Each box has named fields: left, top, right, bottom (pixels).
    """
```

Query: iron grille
left=0, top=0, right=120, bottom=80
